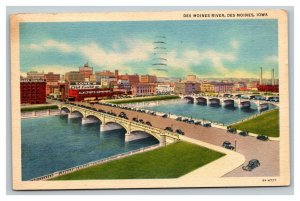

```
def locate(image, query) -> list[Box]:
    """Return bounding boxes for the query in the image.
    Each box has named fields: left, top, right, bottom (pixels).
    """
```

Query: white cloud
left=25, top=39, right=260, bottom=78
left=78, top=40, right=153, bottom=67
left=264, top=55, right=278, bottom=63
left=26, top=39, right=73, bottom=53
left=230, top=40, right=240, bottom=50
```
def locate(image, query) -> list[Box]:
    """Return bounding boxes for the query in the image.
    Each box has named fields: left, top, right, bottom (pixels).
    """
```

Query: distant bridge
left=180, top=94, right=279, bottom=109
left=58, top=103, right=180, bottom=145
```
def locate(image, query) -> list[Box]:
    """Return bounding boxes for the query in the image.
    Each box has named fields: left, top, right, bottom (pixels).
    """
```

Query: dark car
left=132, top=117, right=139, bottom=122
left=194, top=121, right=202, bottom=125
left=256, top=135, right=269, bottom=141
left=182, top=118, right=189, bottom=123
left=242, top=159, right=260, bottom=171
left=227, top=128, right=237, bottom=134
left=187, top=119, right=195, bottom=124
left=176, top=117, right=182, bottom=121
left=175, top=129, right=185, bottom=135
left=162, top=114, right=168, bottom=118
left=164, top=127, right=173, bottom=132
left=146, top=121, right=152, bottom=126
left=239, top=131, right=249, bottom=136
left=222, top=141, right=235, bottom=150
left=203, top=123, right=211, bottom=127
left=139, top=119, right=145, bottom=124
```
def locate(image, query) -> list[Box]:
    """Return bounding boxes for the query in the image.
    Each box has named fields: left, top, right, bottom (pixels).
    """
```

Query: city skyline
left=20, top=19, right=278, bottom=79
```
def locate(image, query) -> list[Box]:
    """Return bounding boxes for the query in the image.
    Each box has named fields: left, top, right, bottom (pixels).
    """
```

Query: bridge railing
left=61, top=104, right=180, bottom=140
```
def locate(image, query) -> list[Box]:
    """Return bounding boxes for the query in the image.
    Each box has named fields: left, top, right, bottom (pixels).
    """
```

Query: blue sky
left=20, top=19, right=278, bottom=78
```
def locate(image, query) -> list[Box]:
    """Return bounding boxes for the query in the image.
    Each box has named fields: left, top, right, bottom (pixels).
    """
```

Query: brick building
left=131, top=83, right=156, bottom=96
left=20, top=79, right=46, bottom=104
left=65, top=71, right=85, bottom=83
left=140, top=74, right=157, bottom=83
left=68, top=88, right=121, bottom=101
left=44, top=72, right=60, bottom=95
left=79, top=63, right=93, bottom=80
left=175, top=82, right=200, bottom=95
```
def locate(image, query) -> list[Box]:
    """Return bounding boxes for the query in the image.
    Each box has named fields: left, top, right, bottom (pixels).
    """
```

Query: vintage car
left=242, top=159, right=261, bottom=171
left=222, top=141, right=235, bottom=150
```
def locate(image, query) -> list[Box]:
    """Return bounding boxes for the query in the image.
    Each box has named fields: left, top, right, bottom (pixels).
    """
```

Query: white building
left=156, top=84, right=175, bottom=94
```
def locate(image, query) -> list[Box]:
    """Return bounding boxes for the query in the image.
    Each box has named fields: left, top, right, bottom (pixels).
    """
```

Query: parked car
left=239, top=131, right=249, bottom=136
left=164, top=127, right=173, bottom=132
left=162, top=114, right=168, bottom=118
left=222, top=141, right=235, bottom=150
left=227, top=128, right=237, bottom=134
left=175, top=129, right=185, bottom=135
left=132, top=117, right=139, bottom=122
left=203, top=123, right=211, bottom=127
left=242, top=159, right=260, bottom=171
left=176, top=117, right=182, bottom=121
left=146, top=121, right=152, bottom=126
left=256, top=135, right=269, bottom=141
left=194, top=121, right=202, bottom=125
left=139, top=119, right=145, bottom=124
left=182, top=118, right=189, bottom=123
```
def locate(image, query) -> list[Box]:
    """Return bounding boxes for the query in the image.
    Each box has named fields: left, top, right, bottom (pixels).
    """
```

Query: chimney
left=115, top=70, right=119, bottom=80
left=271, top=68, right=275, bottom=85
left=259, top=67, right=263, bottom=85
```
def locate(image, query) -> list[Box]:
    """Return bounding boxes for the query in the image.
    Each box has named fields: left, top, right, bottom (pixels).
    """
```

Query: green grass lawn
left=232, top=109, right=279, bottom=137
left=50, top=141, right=224, bottom=180
left=104, top=95, right=180, bottom=104
left=21, top=104, right=58, bottom=112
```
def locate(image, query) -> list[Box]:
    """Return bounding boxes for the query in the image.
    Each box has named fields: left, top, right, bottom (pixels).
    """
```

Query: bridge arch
left=101, top=121, right=128, bottom=133
left=61, top=107, right=71, bottom=113
left=184, top=96, right=194, bottom=103
left=70, top=110, right=84, bottom=117
left=84, top=114, right=102, bottom=124
left=196, top=97, right=207, bottom=105
left=127, top=129, right=161, bottom=143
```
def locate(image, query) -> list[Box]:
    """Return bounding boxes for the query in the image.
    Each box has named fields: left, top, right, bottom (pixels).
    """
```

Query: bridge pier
left=68, top=113, right=82, bottom=119
left=100, top=123, right=123, bottom=132
left=82, top=117, right=99, bottom=125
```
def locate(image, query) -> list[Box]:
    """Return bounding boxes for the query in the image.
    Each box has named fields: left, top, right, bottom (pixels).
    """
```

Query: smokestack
left=271, top=68, right=275, bottom=85
left=259, top=67, right=263, bottom=85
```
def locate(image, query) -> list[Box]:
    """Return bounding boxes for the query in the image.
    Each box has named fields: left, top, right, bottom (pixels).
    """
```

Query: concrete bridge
left=180, top=94, right=279, bottom=109
left=58, top=103, right=180, bottom=145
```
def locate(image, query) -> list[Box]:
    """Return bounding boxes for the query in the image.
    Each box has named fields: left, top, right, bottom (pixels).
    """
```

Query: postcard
left=10, top=10, right=290, bottom=190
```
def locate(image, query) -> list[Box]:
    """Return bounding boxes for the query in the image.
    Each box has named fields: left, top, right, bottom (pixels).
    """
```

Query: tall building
left=119, top=74, right=140, bottom=85
left=174, top=82, right=200, bottom=95
left=186, top=74, right=197, bottom=82
left=131, top=83, right=156, bottom=96
left=140, top=74, right=157, bottom=83
left=20, top=79, right=46, bottom=104
left=65, top=71, right=85, bottom=83
left=79, top=63, right=93, bottom=80
left=27, top=71, right=45, bottom=80
left=44, top=72, right=60, bottom=95
left=200, top=82, right=234, bottom=93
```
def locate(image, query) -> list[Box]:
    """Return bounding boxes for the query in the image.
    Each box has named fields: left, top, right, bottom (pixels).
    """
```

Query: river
left=21, top=115, right=159, bottom=181
left=141, top=100, right=276, bottom=125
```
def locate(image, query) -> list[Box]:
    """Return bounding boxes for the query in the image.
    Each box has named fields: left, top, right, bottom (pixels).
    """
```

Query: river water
left=142, top=100, right=276, bottom=125
left=21, top=115, right=159, bottom=181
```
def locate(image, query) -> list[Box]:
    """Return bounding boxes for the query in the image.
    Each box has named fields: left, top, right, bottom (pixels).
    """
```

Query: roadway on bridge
left=73, top=101, right=279, bottom=177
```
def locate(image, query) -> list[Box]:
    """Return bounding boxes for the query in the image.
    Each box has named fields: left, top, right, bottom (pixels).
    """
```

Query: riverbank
left=49, top=141, right=224, bottom=180
left=31, top=144, right=161, bottom=181
left=231, top=109, right=279, bottom=137
left=21, top=104, right=58, bottom=112
left=21, top=109, right=65, bottom=119
left=102, top=95, right=180, bottom=104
